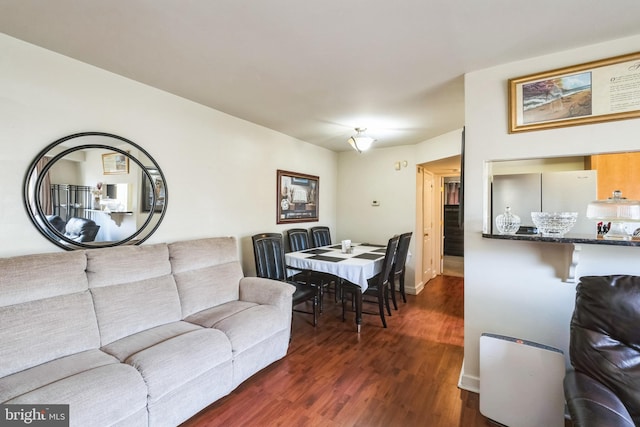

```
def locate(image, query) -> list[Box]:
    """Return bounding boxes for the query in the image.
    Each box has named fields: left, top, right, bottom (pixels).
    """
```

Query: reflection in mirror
left=24, top=132, right=167, bottom=250
left=487, top=152, right=640, bottom=238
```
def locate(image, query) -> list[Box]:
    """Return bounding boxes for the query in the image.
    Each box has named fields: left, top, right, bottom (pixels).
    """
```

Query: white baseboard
left=457, top=360, right=480, bottom=393
left=408, top=280, right=426, bottom=295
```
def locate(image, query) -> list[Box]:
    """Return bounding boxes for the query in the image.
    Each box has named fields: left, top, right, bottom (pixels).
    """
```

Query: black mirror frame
left=23, top=132, right=168, bottom=250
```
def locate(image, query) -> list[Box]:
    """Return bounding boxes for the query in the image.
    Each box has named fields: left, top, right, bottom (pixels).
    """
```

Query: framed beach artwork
left=509, top=51, right=640, bottom=133
left=276, top=170, right=319, bottom=224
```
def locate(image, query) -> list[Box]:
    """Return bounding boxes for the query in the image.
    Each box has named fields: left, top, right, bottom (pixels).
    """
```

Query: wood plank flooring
left=181, top=275, right=493, bottom=426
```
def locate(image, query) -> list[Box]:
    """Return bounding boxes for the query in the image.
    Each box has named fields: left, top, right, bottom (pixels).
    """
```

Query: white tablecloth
left=285, top=243, right=387, bottom=291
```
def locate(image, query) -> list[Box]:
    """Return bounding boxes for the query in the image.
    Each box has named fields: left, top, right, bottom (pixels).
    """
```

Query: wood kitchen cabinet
left=587, top=152, right=640, bottom=200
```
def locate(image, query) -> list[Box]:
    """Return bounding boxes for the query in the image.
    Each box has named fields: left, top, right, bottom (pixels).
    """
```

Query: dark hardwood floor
left=181, top=275, right=494, bottom=426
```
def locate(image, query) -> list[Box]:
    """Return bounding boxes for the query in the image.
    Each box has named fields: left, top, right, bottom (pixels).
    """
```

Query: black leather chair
left=286, top=228, right=312, bottom=252
left=389, top=232, right=412, bottom=309
left=63, top=217, right=100, bottom=242
left=309, top=226, right=337, bottom=300
left=564, top=275, right=640, bottom=427
left=310, top=226, right=332, bottom=248
left=46, top=215, right=67, bottom=234
left=287, top=228, right=336, bottom=312
left=341, top=235, right=399, bottom=330
left=252, top=232, right=318, bottom=326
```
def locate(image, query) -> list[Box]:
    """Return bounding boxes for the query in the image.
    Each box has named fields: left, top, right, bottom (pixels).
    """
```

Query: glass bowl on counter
left=531, top=212, right=578, bottom=237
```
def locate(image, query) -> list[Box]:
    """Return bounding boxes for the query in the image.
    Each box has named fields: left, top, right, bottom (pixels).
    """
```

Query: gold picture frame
left=102, top=152, right=129, bottom=175
left=276, top=170, right=319, bottom=224
left=509, top=51, right=640, bottom=133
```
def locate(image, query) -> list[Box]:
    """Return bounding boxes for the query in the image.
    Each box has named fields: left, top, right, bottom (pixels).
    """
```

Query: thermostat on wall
left=372, top=201, right=380, bottom=206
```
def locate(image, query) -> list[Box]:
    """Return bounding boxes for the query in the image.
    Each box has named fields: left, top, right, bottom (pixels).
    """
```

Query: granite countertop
left=482, top=232, right=640, bottom=247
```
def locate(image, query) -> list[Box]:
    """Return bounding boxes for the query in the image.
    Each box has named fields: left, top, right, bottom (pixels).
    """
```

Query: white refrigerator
left=492, top=170, right=597, bottom=236
left=542, top=170, right=597, bottom=235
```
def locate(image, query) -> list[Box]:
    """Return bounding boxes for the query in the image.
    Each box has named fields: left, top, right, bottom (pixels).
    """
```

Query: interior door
left=422, top=170, right=435, bottom=283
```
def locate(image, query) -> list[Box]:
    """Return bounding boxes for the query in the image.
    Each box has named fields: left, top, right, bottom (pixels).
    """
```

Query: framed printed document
left=102, top=152, right=129, bottom=174
left=509, top=51, right=640, bottom=133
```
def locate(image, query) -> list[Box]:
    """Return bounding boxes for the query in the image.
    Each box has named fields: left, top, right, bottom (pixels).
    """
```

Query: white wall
left=415, top=128, right=463, bottom=162
left=461, top=34, right=640, bottom=391
left=337, top=145, right=418, bottom=288
left=336, top=129, right=463, bottom=294
left=0, top=34, right=337, bottom=274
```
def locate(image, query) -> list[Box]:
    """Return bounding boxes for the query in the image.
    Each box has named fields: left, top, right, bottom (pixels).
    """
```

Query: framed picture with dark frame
left=141, top=168, right=165, bottom=212
left=509, top=51, right=640, bottom=133
left=276, top=170, right=319, bottom=224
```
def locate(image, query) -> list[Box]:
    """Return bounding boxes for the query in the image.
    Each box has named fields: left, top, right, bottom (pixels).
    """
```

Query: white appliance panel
left=479, top=334, right=566, bottom=427
left=542, top=170, right=597, bottom=235
left=492, top=173, right=541, bottom=231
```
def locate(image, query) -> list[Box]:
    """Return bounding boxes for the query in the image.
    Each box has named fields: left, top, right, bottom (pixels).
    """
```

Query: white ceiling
left=2, top=1, right=640, bottom=152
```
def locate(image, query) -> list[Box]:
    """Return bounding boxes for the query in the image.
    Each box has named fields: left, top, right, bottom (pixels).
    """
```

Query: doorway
left=418, top=156, right=463, bottom=285
left=443, top=177, right=464, bottom=277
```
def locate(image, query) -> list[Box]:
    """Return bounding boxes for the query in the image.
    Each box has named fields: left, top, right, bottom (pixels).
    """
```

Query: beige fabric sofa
left=0, top=237, right=295, bottom=427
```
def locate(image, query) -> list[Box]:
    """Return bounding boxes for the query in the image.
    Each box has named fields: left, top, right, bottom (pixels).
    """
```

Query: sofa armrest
left=239, top=277, right=295, bottom=313
left=564, top=370, right=635, bottom=427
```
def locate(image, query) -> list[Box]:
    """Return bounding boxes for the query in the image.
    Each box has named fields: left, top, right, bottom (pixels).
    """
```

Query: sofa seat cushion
left=184, top=300, right=257, bottom=327
left=187, top=303, right=289, bottom=355
left=108, top=326, right=232, bottom=403
left=101, top=320, right=203, bottom=361
left=0, top=349, right=119, bottom=402
left=564, top=370, right=635, bottom=427
left=2, top=354, right=147, bottom=427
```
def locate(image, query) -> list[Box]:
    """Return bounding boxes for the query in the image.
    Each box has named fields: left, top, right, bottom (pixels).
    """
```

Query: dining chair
left=309, top=225, right=337, bottom=301
left=287, top=228, right=337, bottom=312
left=286, top=228, right=312, bottom=252
left=252, top=232, right=318, bottom=326
left=389, top=231, right=413, bottom=309
left=341, top=234, right=400, bottom=329
left=310, top=226, right=332, bottom=247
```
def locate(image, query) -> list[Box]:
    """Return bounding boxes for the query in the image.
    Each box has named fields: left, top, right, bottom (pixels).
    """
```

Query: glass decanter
left=495, top=207, right=521, bottom=235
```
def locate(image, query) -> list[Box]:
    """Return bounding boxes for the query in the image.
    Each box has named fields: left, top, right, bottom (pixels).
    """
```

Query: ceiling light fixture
left=348, top=128, right=374, bottom=153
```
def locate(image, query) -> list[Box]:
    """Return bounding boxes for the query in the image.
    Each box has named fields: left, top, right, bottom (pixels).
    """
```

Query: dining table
left=285, top=242, right=388, bottom=332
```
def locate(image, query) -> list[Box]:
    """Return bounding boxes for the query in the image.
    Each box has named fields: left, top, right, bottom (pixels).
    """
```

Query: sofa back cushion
left=0, top=251, right=100, bottom=377
left=570, top=275, right=640, bottom=422
left=169, top=237, right=244, bottom=318
left=86, top=243, right=182, bottom=345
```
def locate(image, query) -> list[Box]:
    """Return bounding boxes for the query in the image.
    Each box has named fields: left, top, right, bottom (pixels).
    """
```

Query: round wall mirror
left=23, top=132, right=168, bottom=250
